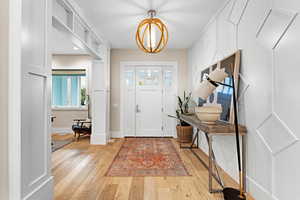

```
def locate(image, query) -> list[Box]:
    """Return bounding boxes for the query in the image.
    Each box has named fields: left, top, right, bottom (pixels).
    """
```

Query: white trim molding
left=246, top=175, right=279, bottom=200
left=8, top=0, right=22, bottom=199
left=90, top=133, right=107, bottom=145
left=23, top=177, right=53, bottom=200
left=110, top=131, right=123, bottom=138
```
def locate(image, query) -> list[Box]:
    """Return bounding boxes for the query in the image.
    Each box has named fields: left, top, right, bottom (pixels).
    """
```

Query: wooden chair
left=72, top=119, right=92, bottom=141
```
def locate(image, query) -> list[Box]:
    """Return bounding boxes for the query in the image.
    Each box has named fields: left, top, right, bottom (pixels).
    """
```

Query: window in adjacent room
left=52, top=69, right=87, bottom=108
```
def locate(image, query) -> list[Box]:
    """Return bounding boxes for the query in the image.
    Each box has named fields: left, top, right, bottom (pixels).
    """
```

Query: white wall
left=110, top=49, right=189, bottom=132
left=52, top=55, right=92, bottom=133
left=188, top=0, right=300, bottom=199
left=0, top=0, right=9, bottom=199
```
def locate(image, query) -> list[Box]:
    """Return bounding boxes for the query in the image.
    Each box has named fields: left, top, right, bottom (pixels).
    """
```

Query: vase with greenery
left=168, top=91, right=194, bottom=144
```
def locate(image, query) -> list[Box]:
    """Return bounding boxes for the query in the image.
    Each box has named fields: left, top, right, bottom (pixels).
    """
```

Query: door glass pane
left=125, top=70, right=135, bottom=88
left=136, top=69, right=160, bottom=87
left=163, top=70, right=173, bottom=88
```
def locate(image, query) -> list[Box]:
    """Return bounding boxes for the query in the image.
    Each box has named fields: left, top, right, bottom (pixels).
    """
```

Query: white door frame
left=120, top=61, right=178, bottom=138
left=7, top=0, right=22, bottom=199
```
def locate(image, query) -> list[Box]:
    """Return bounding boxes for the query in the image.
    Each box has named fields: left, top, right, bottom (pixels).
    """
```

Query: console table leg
left=242, top=135, right=246, bottom=194
left=197, top=129, right=199, bottom=148
left=208, top=134, right=213, bottom=193
left=190, top=129, right=199, bottom=148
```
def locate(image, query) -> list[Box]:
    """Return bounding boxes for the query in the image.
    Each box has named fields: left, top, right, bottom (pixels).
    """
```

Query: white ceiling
left=73, top=0, right=226, bottom=49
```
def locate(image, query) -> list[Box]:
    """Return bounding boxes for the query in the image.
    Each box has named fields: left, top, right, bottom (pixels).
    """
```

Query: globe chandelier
left=136, top=10, right=168, bottom=54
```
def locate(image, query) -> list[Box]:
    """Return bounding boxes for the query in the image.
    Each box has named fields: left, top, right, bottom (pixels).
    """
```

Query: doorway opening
left=50, top=63, right=91, bottom=152
left=120, top=62, right=178, bottom=138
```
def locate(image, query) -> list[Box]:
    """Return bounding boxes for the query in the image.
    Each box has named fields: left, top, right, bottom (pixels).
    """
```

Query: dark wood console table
left=180, top=114, right=247, bottom=194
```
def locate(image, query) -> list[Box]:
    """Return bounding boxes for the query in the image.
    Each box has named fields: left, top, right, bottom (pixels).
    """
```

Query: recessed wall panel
left=274, top=17, right=300, bottom=139
left=229, top=0, right=249, bottom=25
left=22, top=0, right=46, bottom=69
left=257, top=9, right=295, bottom=49
left=257, top=114, right=297, bottom=154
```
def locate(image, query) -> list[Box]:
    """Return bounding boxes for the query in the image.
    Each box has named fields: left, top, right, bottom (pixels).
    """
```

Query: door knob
left=136, top=105, right=141, bottom=113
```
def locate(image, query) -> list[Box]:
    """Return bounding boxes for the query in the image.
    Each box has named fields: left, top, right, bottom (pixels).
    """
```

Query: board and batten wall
left=110, top=49, right=189, bottom=136
left=0, top=0, right=9, bottom=198
left=51, top=55, right=92, bottom=134
left=188, top=0, right=300, bottom=199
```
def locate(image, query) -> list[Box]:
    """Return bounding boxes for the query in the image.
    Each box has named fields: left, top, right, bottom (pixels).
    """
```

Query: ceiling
left=73, top=0, right=226, bottom=49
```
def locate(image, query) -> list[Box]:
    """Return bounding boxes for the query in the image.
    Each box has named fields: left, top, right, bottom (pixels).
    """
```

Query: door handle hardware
left=136, top=105, right=141, bottom=113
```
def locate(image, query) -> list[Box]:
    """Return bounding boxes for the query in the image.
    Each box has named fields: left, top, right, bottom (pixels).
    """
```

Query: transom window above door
left=52, top=69, right=87, bottom=109
left=136, top=69, right=161, bottom=87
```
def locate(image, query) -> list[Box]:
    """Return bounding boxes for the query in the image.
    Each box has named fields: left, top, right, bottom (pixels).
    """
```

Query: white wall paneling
left=91, top=55, right=110, bottom=144
left=20, top=0, right=53, bottom=198
left=91, top=89, right=108, bottom=144
left=188, top=0, right=300, bottom=199
left=228, top=0, right=249, bottom=25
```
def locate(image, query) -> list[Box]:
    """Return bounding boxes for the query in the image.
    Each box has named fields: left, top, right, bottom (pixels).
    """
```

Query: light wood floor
left=52, top=137, right=253, bottom=200
left=52, top=133, right=75, bottom=141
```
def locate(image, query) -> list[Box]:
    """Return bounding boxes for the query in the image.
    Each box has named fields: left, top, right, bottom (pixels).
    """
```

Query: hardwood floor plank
left=112, top=177, right=132, bottom=200
left=144, top=177, right=157, bottom=200
left=128, top=177, right=144, bottom=200
left=97, top=184, right=118, bottom=200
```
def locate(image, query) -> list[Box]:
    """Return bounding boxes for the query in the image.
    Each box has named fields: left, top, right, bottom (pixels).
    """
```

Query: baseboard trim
left=91, top=133, right=107, bottom=145
left=110, top=131, right=123, bottom=138
left=52, top=128, right=73, bottom=135
left=23, top=176, right=53, bottom=200
left=246, top=175, right=278, bottom=200
left=194, top=147, right=256, bottom=199
left=196, top=146, right=276, bottom=200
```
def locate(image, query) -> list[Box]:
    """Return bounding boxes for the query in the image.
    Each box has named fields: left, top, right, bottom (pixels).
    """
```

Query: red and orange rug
left=105, top=138, right=190, bottom=176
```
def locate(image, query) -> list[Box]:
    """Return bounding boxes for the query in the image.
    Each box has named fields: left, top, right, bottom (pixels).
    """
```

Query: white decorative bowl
left=195, top=105, right=222, bottom=124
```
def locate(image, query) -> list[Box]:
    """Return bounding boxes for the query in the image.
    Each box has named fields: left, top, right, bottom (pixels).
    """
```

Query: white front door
left=122, top=64, right=177, bottom=137
left=135, top=67, right=163, bottom=137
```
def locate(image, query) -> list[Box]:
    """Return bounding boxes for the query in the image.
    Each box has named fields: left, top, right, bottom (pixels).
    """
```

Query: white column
left=91, top=47, right=110, bottom=144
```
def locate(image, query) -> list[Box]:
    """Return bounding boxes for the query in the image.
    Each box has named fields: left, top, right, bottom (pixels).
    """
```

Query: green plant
left=80, top=88, right=86, bottom=105
left=168, top=91, right=192, bottom=126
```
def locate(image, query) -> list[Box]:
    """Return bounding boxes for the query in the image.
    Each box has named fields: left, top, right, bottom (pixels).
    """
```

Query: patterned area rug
left=106, top=138, right=190, bottom=176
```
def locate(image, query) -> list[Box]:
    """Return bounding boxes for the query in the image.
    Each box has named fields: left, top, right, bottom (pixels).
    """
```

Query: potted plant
left=169, top=92, right=195, bottom=143
left=80, top=88, right=87, bottom=106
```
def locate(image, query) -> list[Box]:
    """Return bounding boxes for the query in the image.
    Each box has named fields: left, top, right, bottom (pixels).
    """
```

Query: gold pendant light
left=136, top=10, right=168, bottom=54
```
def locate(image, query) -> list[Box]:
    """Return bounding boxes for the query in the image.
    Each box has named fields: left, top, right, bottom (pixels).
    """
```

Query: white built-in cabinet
left=52, top=0, right=103, bottom=58
left=21, top=0, right=53, bottom=199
